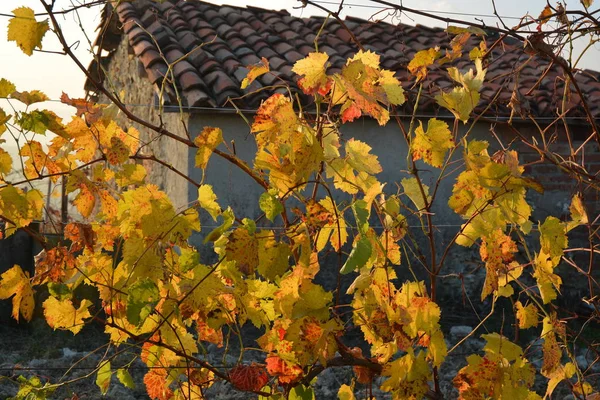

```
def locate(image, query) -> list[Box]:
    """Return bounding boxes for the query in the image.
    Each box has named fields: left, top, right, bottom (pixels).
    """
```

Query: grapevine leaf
left=290, top=384, right=316, bottom=400
left=17, top=110, right=63, bottom=135
left=349, top=49, right=381, bottom=69
left=259, top=189, right=283, bottom=222
left=378, top=69, right=405, bottom=105
left=194, top=126, right=223, bottom=169
left=115, top=164, right=146, bottom=187
left=11, top=90, right=49, bottom=105
left=545, top=363, right=576, bottom=398
left=482, top=333, right=523, bottom=361
left=0, top=78, right=16, bottom=97
left=538, top=5, right=553, bottom=25
left=412, top=118, right=454, bottom=167
left=345, top=139, right=382, bottom=175
left=292, top=52, right=330, bottom=95
left=117, top=369, right=135, bottom=389
left=408, top=48, right=440, bottom=82
left=0, top=265, right=34, bottom=322
left=198, top=184, right=221, bottom=221
left=126, top=278, right=160, bottom=326
left=567, top=193, right=588, bottom=231
left=515, top=301, right=539, bottom=329
left=95, top=360, right=112, bottom=395
left=338, top=384, right=356, bottom=400
left=401, top=177, right=430, bottom=211
left=435, top=59, right=486, bottom=123
left=106, top=136, right=130, bottom=165
left=241, top=57, right=270, bottom=89
left=0, top=148, right=12, bottom=175
left=257, top=233, right=291, bottom=281
left=204, top=206, right=234, bottom=243
left=144, top=369, right=173, bottom=400
left=43, top=297, right=92, bottom=334
left=340, top=236, right=372, bottom=274
left=0, top=108, right=9, bottom=135
left=7, top=7, right=49, bottom=56
left=226, top=227, right=259, bottom=275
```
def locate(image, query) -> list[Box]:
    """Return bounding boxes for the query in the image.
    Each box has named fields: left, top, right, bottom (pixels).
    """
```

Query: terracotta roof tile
left=89, top=0, right=600, bottom=117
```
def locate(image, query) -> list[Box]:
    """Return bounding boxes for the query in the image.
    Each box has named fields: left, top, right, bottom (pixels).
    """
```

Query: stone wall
left=98, top=36, right=191, bottom=211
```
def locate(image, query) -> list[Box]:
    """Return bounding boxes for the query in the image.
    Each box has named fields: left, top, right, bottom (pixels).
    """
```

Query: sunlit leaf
left=7, top=7, right=49, bottom=56
left=96, top=360, right=112, bottom=395
left=0, top=265, right=34, bottom=322
left=43, top=297, right=92, bottom=334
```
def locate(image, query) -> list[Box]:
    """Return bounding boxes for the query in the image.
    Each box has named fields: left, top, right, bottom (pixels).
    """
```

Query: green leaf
left=352, top=199, right=370, bottom=235
left=7, top=7, right=49, bottom=56
left=340, top=236, right=372, bottom=274
left=117, top=369, right=135, bottom=389
left=126, top=278, right=159, bottom=326
left=259, top=189, right=283, bottom=222
left=95, top=360, right=112, bottom=395
left=0, top=78, right=16, bottom=97
left=290, top=384, right=316, bottom=400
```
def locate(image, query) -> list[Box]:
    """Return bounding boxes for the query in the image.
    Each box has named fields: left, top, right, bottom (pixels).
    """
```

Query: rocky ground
left=1, top=315, right=596, bottom=399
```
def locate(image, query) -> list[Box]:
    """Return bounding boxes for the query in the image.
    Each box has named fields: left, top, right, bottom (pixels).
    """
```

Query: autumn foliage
left=1, top=1, right=600, bottom=399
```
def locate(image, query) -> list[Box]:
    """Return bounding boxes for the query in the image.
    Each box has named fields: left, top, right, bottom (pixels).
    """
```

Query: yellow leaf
left=348, top=49, right=381, bottom=69
left=401, top=177, right=430, bottom=211
left=96, top=360, right=112, bottom=395
left=106, top=136, right=130, bottom=165
left=7, top=7, right=49, bottom=56
left=0, top=107, right=9, bottom=135
left=0, top=148, right=12, bottom=175
left=545, top=362, right=576, bottom=398
left=515, top=301, right=539, bottom=329
left=194, top=126, right=222, bottom=169
left=378, top=69, right=405, bottom=105
left=43, top=297, right=92, bottom=334
left=408, top=48, right=440, bottom=82
left=316, top=196, right=348, bottom=252
left=428, top=330, right=448, bottom=367
left=115, top=164, right=147, bottom=187
left=198, top=184, right=220, bottom=221
left=345, top=139, right=382, bottom=175
left=0, top=265, right=34, bottom=322
left=226, top=227, right=259, bottom=275
left=0, top=78, right=16, bottom=97
left=412, top=118, right=454, bottom=167
left=567, top=193, right=588, bottom=231
left=435, top=59, right=486, bottom=123
left=541, top=316, right=562, bottom=376
left=337, top=384, right=356, bottom=400
left=257, top=232, right=291, bottom=281
left=292, top=52, right=330, bottom=95
left=482, top=333, right=523, bottom=362
left=538, top=5, right=553, bottom=25
left=241, top=57, right=269, bottom=89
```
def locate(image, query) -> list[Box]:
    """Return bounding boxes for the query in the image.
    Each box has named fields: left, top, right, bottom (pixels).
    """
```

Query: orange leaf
left=144, top=369, right=173, bottom=400
left=228, top=364, right=269, bottom=392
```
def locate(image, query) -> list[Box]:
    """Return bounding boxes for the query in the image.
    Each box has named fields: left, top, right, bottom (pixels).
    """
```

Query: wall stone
left=98, top=36, right=191, bottom=211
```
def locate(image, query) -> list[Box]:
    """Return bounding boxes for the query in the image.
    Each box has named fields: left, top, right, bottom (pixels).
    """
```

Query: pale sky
left=0, top=0, right=598, bottom=122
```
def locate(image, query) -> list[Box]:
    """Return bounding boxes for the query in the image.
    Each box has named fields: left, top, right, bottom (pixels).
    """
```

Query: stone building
left=87, top=0, right=600, bottom=245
